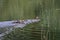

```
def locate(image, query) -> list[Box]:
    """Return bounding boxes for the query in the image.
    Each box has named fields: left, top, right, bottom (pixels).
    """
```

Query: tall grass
left=0, top=0, right=60, bottom=40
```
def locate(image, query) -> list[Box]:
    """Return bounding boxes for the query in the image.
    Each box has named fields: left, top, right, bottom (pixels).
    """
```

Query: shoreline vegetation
left=0, top=0, right=60, bottom=40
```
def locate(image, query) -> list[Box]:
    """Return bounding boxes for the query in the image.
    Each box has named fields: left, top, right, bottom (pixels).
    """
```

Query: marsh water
left=0, top=0, right=60, bottom=40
